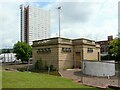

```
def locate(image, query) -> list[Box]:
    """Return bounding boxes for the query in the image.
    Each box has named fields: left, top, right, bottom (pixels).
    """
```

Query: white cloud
left=0, top=2, right=22, bottom=49
left=51, top=1, right=118, bottom=41
left=0, top=0, right=119, bottom=49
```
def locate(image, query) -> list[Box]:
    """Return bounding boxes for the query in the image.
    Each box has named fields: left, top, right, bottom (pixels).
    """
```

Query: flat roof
left=73, top=38, right=95, bottom=42
left=33, top=37, right=95, bottom=42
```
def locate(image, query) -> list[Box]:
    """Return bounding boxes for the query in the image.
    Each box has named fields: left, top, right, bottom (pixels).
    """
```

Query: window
left=37, top=48, right=51, bottom=54
left=62, top=48, right=71, bottom=52
left=87, top=48, right=93, bottom=53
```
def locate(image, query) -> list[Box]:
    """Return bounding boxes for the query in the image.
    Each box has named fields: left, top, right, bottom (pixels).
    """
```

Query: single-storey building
left=32, top=37, right=100, bottom=70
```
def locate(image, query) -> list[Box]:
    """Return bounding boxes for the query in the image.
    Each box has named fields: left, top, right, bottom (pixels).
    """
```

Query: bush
left=44, top=61, right=48, bottom=70
left=34, top=59, right=56, bottom=72
left=34, top=59, right=43, bottom=71
left=101, top=55, right=108, bottom=60
left=45, top=65, right=55, bottom=71
left=50, top=65, right=54, bottom=71
left=101, top=55, right=116, bottom=60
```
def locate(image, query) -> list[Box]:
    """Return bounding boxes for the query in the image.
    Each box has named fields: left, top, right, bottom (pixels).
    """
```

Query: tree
left=2, top=49, right=13, bottom=53
left=13, top=41, right=32, bottom=63
left=108, top=38, right=120, bottom=61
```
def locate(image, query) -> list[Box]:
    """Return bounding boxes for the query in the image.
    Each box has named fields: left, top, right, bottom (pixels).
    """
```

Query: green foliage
left=50, top=65, right=54, bottom=71
left=101, top=55, right=116, bottom=60
left=44, top=60, right=48, bottom=70
left=34, top=59, right=43, bottom=71
left=45, top=65, right=55, bottom=71
left=108, top=38, right=120, bottom=61
left=34, top=59, right=55, bottom=71
left=2, top=49, right=13, bottom=53
left=13, top=41, right=32, bottom=62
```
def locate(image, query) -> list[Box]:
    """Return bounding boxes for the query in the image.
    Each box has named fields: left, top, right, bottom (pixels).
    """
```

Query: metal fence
left=80, top=60, right=120, bottom=88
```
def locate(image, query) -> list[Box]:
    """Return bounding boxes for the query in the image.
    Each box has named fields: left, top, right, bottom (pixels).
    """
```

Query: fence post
left=81, top=60, right=83, bottom=83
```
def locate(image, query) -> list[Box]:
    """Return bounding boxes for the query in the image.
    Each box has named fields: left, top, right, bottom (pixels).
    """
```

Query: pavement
left=59, top=69, right=119, bottom=89
left=59, top=69, right=81, bottom=80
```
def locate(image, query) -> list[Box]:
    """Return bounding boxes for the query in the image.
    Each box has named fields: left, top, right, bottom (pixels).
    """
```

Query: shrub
left=44, top=61, right=48, bottom=70
left=101, top=55, right=116, bottom=60
left=34, top=59, right=43, bottom=71
left=45, top=65, right=55, bottom=71
left=34, top=59, right=56, bottom=72
left=50, top=65, right=54, bottom=71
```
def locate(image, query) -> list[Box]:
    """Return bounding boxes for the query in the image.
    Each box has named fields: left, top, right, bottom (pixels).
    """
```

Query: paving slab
left=59, top=69, right=119, bottom=88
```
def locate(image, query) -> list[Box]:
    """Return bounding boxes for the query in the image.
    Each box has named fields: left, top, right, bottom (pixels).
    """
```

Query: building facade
left=20, top=5, right=50, bottom=45
left=96, top=36, right=113, bottom=56
left=32, top=37, right=100, bottom=70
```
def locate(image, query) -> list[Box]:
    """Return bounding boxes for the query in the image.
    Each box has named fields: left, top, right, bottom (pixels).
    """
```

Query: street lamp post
left=57, top=6, right=61, bottom=37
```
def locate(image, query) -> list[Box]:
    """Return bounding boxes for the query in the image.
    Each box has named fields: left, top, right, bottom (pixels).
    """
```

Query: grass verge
left=2, top=71, right=102, bottom=89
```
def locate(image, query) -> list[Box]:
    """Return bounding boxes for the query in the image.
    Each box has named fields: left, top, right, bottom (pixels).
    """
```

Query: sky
left=0, top=0, right=119, bottom=49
